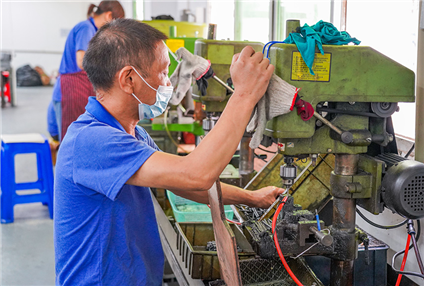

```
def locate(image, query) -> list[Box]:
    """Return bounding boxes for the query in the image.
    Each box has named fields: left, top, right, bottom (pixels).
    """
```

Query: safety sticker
left=291, top=52, right=331, bottom=82
left=278, top=143, right=285, bottom=151
left=287, top=142, right=295, bottom=148
left=166, top=39, right=185, bottom=53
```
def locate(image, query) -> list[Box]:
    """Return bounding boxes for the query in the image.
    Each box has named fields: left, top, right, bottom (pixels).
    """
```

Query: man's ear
left=118, top=66, right=135, bottom=94
left=105, top=11, right=113, bottom=22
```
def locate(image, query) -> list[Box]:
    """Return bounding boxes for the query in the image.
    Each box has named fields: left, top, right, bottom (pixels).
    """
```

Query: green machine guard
left=264, top=44, right=415, bottom=155
left=192, top=39, right=264, bottom=113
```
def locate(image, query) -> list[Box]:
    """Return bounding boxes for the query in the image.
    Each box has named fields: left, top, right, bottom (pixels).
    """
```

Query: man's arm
left=77, top=51, right=85, bottom=70
left=169, top=183, right=285, bottom=209
left=127, top=46, right=274, bottom=194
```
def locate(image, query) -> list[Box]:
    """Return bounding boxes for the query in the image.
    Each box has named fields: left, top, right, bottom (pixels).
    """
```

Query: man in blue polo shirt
left=54, top=19, right=285, bottom=285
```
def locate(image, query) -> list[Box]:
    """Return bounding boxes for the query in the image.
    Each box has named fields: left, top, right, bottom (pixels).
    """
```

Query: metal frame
left=151, top=191, right=204, bottom=286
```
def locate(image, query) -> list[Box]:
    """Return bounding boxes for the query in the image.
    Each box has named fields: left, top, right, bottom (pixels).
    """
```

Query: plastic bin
left=167, top=190, right=234, bottom=223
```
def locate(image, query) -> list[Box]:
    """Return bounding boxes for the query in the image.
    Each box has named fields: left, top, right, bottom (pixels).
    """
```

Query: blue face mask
left=131, top=66, right=173, bottom=120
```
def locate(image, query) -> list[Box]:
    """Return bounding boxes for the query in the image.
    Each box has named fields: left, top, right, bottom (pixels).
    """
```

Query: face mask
left=130, top=66, right=173, bottom=120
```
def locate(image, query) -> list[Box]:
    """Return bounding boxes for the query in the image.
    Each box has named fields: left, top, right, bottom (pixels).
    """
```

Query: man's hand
left=229, top=46, right=274, bottom=106
left=250, top=186, right=286, bottom=209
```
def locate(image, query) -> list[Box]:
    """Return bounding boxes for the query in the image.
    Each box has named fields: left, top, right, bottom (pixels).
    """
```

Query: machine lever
left=212, top=75, right=234, bottom=93
left=313, top=111, right=343, bottom=135
left=363, top=238, right=370, bottom=265
left=313, top=111, right=354, bottom=144
left=310, top=226, right=333, bottom=247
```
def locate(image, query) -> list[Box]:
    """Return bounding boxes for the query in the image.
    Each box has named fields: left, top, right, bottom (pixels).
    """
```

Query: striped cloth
left=60, top=71, right=95, bottom=141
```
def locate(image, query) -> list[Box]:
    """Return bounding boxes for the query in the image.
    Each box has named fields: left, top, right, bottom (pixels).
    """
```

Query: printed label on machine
left=291, top=52, right=331, bottom=82
left=166, top=39, right=185, bottom=53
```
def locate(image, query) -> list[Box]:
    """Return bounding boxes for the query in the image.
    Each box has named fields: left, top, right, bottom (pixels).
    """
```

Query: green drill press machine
left=262, top=41, right=418, bottom=286
left=192, top=22, right=424, bottom=285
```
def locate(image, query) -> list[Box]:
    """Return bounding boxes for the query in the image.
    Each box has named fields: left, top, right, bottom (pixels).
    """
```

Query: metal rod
left=269, top=0, right=277, bottom=41
left=213, top=75, right=234, bottom=93
left=290, top=241, right=320, bottom=259
left=313, top=111, right=343, bottom=135
left=285, top=19, right=301, bottom=38
left=340, top=0, right=348, bottom=31
left=239, top=133, right=254, bottom=175
left=330, top=154, right=358, bottom=286
left=310, top=226, right=333, bottom=247
left=207, top=24, right=217, bottom=40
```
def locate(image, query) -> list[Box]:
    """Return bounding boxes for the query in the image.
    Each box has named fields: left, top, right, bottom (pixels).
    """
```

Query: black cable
left=356, top=208, right=408, bottom=229
left=392, top=246, right=424, bottom=279
left=257, top=146, right=277, bottom=154
left=407, top=219, right=424, bottom=275
left=407, top=219, right=421, bottom=251
left=254, top=152, right=268, bottom=163
left=404, top=143, right=415, bottom=158
left=411, top=230, right=424, bottom=274
left=356, top=209, right=421, bottom=251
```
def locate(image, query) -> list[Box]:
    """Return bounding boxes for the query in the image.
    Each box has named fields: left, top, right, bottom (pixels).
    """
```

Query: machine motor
left=378, top=153, right=424, bottom=219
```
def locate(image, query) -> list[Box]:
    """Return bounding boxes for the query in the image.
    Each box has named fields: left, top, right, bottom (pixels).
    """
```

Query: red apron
left=60, top=71, right=95, bottom=141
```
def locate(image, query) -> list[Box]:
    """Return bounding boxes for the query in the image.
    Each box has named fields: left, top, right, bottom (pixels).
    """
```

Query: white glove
left=247, top=74, right=299, bottom=149
left=169, top=47, right=211, bottom=105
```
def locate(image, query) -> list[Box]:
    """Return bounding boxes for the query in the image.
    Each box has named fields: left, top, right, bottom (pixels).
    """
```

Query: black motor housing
left=381, top=159, right=424, bottom=219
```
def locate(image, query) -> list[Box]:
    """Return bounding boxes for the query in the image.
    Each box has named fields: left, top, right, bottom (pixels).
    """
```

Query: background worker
left=47, top=101, right=59, bottom=142
left=51, top=0, right=124, bottom=141
left=54, top=19, right=288, bottom=285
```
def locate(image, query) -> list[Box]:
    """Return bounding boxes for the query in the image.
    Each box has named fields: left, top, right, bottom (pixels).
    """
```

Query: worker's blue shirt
left=47, top=100, right=58, bottom=138
left=54, top=97, right=164, bottom=286
left=53, top=17, right=97, bottom=102
left=52, top=76, right=61, bottom=102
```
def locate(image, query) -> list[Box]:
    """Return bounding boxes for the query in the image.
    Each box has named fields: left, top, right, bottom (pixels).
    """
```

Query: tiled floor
left=1, top=86, right=55, bottom=285
left=0, top=87, right=181, bottom=286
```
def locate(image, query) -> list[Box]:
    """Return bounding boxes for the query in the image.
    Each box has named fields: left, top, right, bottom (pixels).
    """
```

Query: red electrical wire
left=395, top=234, right=412, bottom=286
left=207, top=204, right=241, bottom=225
left=226, top=218, right=242, bottom=225
left=272, top=196, right=304, bottom=286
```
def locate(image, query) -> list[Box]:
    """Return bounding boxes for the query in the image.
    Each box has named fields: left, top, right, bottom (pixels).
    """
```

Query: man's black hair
left=83, top=18, right=167, bottom=92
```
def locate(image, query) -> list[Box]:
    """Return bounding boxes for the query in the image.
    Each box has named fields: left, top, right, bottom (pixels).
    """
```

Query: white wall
left=1, top=0, right=133, bottom=76
left=143, top=0, right=208, bottom=23
left=346, top=2, right=424, bottom=284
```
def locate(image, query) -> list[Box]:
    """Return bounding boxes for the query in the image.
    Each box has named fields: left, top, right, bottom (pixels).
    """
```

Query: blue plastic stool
left=1, top=133, right=54, bottom=223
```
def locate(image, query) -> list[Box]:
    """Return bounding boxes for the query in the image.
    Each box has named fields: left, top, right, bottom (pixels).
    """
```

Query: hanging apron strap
left=61, top=71, right=96, bottom=141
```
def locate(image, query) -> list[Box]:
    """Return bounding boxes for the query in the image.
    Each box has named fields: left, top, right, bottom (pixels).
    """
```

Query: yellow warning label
left=291, top=52, right=331, bottom=82
left=166, top=39, right=185, bottom=53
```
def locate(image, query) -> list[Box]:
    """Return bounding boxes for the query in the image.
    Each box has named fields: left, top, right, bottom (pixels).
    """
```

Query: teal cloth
left=284, top=20, right=360, bottom=75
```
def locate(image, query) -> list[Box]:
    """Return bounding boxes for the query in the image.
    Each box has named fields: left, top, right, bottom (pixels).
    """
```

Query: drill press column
left=330, top=154, right=359, bottom=286
left=239, top=132, right=254, bottom=187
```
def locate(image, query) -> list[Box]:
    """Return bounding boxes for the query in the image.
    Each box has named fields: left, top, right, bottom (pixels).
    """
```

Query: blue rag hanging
left=284, top=20, right=360, bottom=75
